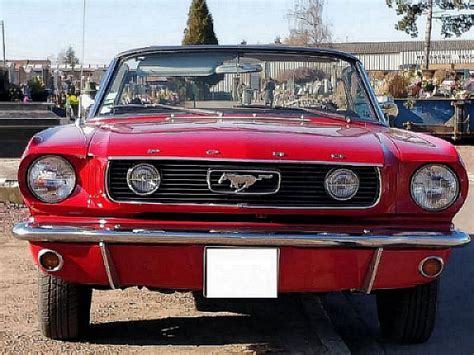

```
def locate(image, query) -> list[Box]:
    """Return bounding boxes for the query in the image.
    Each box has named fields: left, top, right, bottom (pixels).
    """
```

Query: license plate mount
left=204, top=247, right=279, bottom=298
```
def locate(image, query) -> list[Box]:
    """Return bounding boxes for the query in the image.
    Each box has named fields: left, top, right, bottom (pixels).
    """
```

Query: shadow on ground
left=89, top=315, right=262, bottom=346
left=87, top=294, right=319, bottom=352
left=327, top=241, right=474, bottom=354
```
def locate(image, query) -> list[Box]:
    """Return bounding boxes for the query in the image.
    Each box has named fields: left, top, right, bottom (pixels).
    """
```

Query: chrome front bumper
left=12, top=222, right=471, bottom=248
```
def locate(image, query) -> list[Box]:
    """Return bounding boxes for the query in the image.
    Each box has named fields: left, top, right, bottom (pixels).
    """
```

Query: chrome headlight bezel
left=27, top=155, right=77, bottom=203
left=324, top=168, right=360, bottom=201
left=126, top=163, right=161, bottom=196
left=410, top=164, right=459, bottom=212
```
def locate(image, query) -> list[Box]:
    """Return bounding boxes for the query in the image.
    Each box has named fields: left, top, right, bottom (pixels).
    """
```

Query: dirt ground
left=0, top=203, right=335, bottom=354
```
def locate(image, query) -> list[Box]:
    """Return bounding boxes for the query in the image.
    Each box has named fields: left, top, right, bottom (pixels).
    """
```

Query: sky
left=0, top=0, right=473, bottom=64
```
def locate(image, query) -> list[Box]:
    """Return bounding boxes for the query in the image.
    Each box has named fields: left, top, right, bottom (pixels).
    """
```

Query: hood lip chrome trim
left=106, top=156, right=384, bottom=167
left=104, top=158, right=383, bottom=210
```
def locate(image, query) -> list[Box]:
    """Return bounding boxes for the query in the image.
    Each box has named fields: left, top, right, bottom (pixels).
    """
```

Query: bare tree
left=56, top=49, right=66, bottom=65
left=423, top=0, right=433, bottom=70
left=285, top=0, right=332, bottom=47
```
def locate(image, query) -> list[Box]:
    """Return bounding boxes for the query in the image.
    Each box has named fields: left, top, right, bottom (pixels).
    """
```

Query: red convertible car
left=14, top=46, right=470, bottom=343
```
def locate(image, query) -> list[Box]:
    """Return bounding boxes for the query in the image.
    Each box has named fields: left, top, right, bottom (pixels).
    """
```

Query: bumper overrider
left=13, top=222, right=470, bottom=293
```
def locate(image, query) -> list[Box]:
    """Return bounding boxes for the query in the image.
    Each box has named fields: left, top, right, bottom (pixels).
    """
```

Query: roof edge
left=114, top=45, right=361, bottom=63
left=330, top=39, right=474, bottom=54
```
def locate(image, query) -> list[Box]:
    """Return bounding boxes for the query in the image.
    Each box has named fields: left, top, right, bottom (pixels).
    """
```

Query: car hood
left=88, top=117, right=386, bottom=165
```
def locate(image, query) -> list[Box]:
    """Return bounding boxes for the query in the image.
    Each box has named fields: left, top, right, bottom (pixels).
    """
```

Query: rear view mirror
left=215, top=63, right=263, bottom=74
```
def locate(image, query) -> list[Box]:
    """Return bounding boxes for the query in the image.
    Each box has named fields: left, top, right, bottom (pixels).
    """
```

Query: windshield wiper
left=108, top=103, right=222, bottom=116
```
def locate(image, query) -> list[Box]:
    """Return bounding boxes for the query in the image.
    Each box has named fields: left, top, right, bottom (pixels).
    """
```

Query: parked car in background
left=13, top=46, right=470, bottom=344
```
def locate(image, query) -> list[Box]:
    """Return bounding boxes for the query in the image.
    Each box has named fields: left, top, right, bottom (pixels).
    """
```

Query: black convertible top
left=115, top=45, right=360, bottom=63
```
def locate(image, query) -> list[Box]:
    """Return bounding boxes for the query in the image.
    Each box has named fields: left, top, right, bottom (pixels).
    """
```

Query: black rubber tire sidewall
left=376, top=279, right=438, bottom=344
left=38, top=271, right=92, bottom=340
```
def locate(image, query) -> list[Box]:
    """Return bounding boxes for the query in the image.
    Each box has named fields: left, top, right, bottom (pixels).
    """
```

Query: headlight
left=27, top=156, right=76, bottom=203
left=325, top=168, right=360, bottom=200
left=411, top=164, right=459, bottom=211
left=127, top=163, right=161, bottom=195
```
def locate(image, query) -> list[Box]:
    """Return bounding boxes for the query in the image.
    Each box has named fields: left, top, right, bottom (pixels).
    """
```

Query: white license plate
left=204, top=247, right=279, bottom=298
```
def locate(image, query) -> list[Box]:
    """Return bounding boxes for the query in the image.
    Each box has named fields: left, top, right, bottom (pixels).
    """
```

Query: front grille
left=107, top=160, right=380, bottom=208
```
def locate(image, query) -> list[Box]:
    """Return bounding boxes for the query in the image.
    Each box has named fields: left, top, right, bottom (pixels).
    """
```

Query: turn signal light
left=419, top=256, right=444, bottom=278
left=38, top=249, right=64, bottom=272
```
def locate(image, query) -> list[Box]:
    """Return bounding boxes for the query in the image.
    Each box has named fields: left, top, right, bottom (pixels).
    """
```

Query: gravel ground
left=0, top=203, right=331, bottom=354
left=0, top=159, right=20, bottom=181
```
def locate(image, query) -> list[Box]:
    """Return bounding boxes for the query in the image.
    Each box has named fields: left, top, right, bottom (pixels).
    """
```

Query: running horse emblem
left=218, top=173, right=273, bottom=193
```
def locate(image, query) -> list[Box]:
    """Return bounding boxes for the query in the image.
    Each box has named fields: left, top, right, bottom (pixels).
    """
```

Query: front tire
left=38, top=272, right=92, bottom=340
left=376, top=280, right=438, bottom=344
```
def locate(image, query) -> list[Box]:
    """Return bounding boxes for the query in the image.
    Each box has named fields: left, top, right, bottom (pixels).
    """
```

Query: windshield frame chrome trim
left=88, top=57, right=119, bottom=119
left=89, top=46, right=386, bottom=125
left=356, top=61, right=387, bottom=124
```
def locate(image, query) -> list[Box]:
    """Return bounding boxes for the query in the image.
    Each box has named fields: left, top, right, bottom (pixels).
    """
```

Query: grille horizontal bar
left=107, top=160, right=380, bottom=208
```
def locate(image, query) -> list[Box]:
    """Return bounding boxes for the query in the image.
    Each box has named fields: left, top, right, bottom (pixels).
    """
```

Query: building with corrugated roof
left=330, top=40, right=474, bottom=71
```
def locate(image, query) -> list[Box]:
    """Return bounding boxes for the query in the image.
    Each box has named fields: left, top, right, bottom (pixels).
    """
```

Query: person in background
left=237, top=81, right=246, bottom=101
left=411, top=81, right=423, bottom=98
left=21, top=84, right=31, bottom=102
left=464, top=72, right=474, bottom=96
left=263, top=78, right=276, bottom=107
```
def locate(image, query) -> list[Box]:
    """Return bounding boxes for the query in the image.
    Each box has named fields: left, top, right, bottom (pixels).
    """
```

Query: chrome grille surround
left=105, top=157, right=382, bottom=209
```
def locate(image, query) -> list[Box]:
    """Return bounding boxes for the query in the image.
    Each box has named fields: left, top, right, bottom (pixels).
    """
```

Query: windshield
left=96, top=50, right=379, bottom=122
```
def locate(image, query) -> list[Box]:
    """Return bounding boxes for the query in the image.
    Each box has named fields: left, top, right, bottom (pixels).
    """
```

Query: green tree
left=386, top=0, right=474, bottom=69
left=182, top=0, right=220, bottom=101
left=182, top=0, right=218, bottom=45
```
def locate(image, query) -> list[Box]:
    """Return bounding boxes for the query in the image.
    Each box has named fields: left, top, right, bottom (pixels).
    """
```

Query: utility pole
left=78, top=0, right=86, bottom=121
left=423, top=0, right=433, bottom=70
left=1, top=21, right=6, bottom=79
